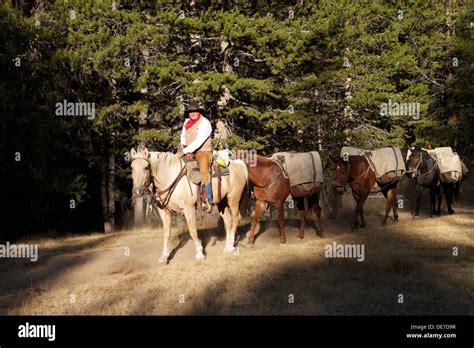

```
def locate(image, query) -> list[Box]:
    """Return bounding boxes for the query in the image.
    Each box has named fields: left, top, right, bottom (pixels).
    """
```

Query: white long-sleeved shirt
left=180, top=117, right=212, bottom=154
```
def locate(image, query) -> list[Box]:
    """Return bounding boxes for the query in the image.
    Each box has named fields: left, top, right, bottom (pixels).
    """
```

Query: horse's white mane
left=148, top=152, right=182, bottom=168
left=148, top=151, right=160, bottom=161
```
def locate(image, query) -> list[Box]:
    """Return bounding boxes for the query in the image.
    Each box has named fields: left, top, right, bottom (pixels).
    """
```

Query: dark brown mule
left=331, top=156, right=399, bottom=229
left=236, top=154, right=323, bottom=245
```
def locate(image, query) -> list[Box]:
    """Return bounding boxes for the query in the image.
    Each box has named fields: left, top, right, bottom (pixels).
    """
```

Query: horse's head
left=330, top=155, right=350, bottom=194
left=405, top=146, right=422, bottom=178
left=130, top=147, right=151, bottom=199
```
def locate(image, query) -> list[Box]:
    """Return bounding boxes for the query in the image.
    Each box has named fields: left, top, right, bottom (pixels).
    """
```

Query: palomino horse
left=131, top=147, right=248, bottom=262
left=331, top=155, right=399, bottom=229
left=405, top=147, right=455, bottom=216
left=235, top=153, right=323, bottom=245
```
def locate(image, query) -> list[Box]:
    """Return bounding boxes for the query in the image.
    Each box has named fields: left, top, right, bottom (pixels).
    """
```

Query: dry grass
left=0, top=209, right=473, bottom=315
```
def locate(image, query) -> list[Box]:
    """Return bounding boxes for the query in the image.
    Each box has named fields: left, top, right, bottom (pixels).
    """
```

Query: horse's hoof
left=394, top=216, right=399, bottom=221
left=158, top=255, right=169, bottom=263
left=223, top=246, right=236, bottom=253
left=316, top=230, right=324, bottom=238
left=296, top=234, right=304, bottom=240
left=195, top=254, right=205, bottom=260
left=280, top=239, right=286, bottom=245
left=448, top=209, right=455, bottom=215
left=241, top=240, right=254, bottom=248
left=381, top=221, right=387, bottom=226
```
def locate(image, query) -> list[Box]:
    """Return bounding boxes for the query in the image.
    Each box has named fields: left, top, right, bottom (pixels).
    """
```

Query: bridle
left=132, top=155, right=190, bottom=210
left=329, top=156, right=374, bottom=192
left=407, top=150, right=438, bottom=178
left=131, top=157, right=153, bottom=200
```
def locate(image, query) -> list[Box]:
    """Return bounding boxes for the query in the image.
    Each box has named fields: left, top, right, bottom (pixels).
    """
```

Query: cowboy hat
left=184, top=99, right=205, bottom=117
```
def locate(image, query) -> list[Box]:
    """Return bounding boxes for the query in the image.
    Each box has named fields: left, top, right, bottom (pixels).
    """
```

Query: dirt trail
left=0, top=204, right=473, bottom=315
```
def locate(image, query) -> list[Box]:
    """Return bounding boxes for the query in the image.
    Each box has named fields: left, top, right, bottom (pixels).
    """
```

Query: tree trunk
left=107, top=134, right=115, bottom=232
left=101, top=151, right=112, bottom=233
left=101, top=134, right=115, bottom=234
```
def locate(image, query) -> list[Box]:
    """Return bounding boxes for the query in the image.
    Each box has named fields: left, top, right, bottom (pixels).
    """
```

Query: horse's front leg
left=310, top=193, right=324, bottom=237
left=436, top=186, right=442, bottom=216
left=219, top=205, right=233, bottom=252
left=358, top=190, right=369, bottom=228
left=277, top=201, right=286, bottom=244
left=247, top=200, right=265, bottom=246
left=295, top=198, right=306, bottom=239
left=382, top=187, right=396, bottom=226
left=227, top=195, right=241, bottom=252
left=392, top=188, right=399, bottom=221
left=446, top=185, right=455, bottom=214
left=183, top=204, right=205, bottom=260
left=351, top=189, right=361, bottom=229
left=297, top=209, right=306, bottom=239
left=429, top=187, right=436, bottom=217
left=157, top=208, right=172, bottom=263
left=414, top=184, right=421, bottom=217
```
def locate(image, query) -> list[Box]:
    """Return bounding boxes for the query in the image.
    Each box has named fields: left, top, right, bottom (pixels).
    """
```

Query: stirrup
left=202, top=201, right=213, bottom=214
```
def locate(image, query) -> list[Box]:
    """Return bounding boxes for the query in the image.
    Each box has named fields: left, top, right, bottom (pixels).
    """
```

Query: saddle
left=183, top=154, right=230, bottom=203
left=271, top=151, right=324, bottom=198
left=340, top=146, right=405, bottom=186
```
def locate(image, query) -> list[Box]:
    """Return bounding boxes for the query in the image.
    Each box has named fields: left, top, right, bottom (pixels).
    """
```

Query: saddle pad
left=185, top=161, right=202, bottom=185
left=340, top=146, right=364, bottom=157
left=271, top=151, right=323, bottom=186
left=340, top=146, right=405, bottom=179
left=212, top=165, right=230, bottom=177
left=432, top=147, right=462, bottom=183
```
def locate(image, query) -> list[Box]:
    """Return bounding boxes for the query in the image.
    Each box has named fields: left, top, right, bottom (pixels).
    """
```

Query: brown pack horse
left=331, top=155, right=399, bottom=229
left=235, top=153, right=323, bottom=245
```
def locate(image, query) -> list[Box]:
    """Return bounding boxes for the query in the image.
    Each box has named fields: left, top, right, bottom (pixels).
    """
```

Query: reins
left=152, top=161, right=187, bottom=209
left=132, top=155, right=189, bottom=210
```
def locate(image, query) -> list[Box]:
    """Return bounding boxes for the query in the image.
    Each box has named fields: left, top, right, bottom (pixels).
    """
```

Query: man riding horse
left=176, top=99, right=214, bottom=213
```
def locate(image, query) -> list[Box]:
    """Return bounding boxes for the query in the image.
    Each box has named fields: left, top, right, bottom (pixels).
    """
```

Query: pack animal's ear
left=130, top=148, right=137, bottom=159
left=143, top=147, right=149, bottom=158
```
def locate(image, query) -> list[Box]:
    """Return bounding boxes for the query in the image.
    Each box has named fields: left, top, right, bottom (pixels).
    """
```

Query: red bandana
left=184, top=114, right=202, bottom=129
